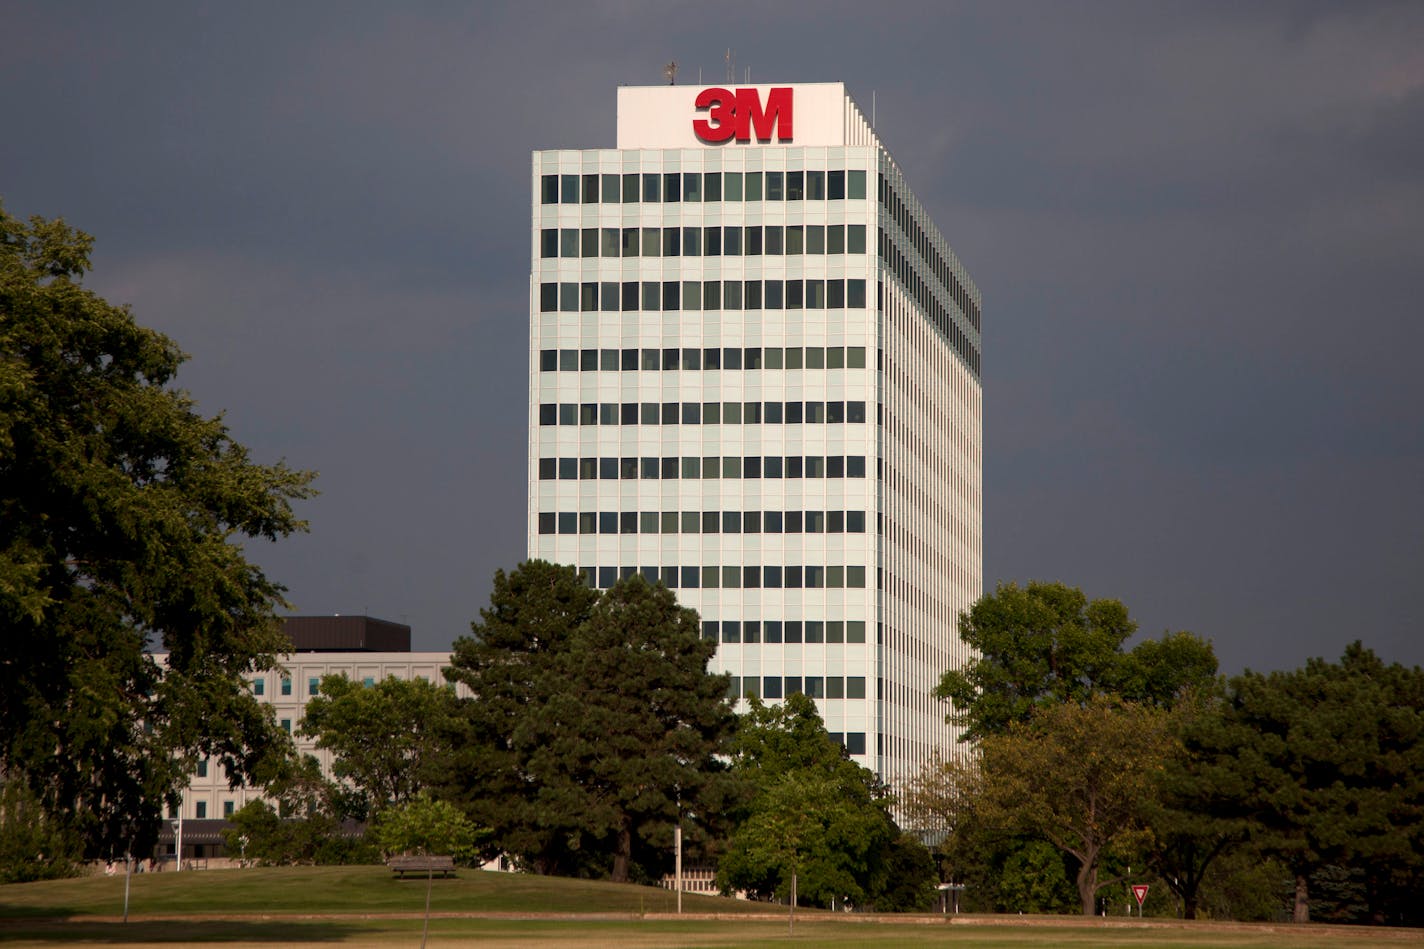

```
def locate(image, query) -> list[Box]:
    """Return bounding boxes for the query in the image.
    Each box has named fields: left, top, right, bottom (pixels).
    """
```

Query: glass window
left=662, top=228, right=680, bottom=257
left=540, top=174, right=558, bottom=204
left=784, top=401, right=803, bottom=424
left=601, top=173, right=619, bottom=203
left=642, top=227, right=660, bottom=257
left=786, top=170, right=803, bottom=200
left=785, top=280, right=802, bottom=309
left=683, top=347, right=702, bottom=369
left=724, top=171, right=743, bottom=200
left=849, top=279, right=867, bottom=307
left=745, top=226, right=762, bottom=256
left=828, top=225, right=845, bottom=254
left=682, top=226, right=700, bottom=257
left=848, top=224, right=867, bottom=254
left=580, top=282, right=597, bottom=311
left=744, top=280, right=762, bottom=308
left=764, top=620, right=782, bottom=642
left=281, top=677, right=291, bottom=696
left=785, top=620, right=802, bottom=642
left=703, top=347, right=721, bottom=370
left=642, top=282, right=661, bottom=311
left=702, top=280, right=720, bottom=309
left=558, top=457, right=577, bottom=479
left=308, top=677, right=320, bottom=696
left=765, top=171, right=783, bottom=200
left=848, top=346, right=867, bottom=368
left=764, top=677, right=783, bottom=700
left=785, top=347, right=803, bottom=369
left=765, top=226, right=783, bottom=255
left=764, top=510, right=783, bottom=533
left=642, top=173, right=660, bottom=202
left=621, top=282, right=639, bottom=311
left=621, top=227, right=640, bottom=257
left=683, top=173, right=701, bottom=202
left=724, top=280, right=742, bottom=309
left=846, top=732, right=867, bottom=755
left=704, top=172, right=721, bottom=201
left=622, top=172, right=639, bottom=203
left=848, top=170, right=867, bottom=199
left=786, top=226, right=803, bottom=255
left=807, top=225, right=825, bottom=254
left=744, top=171, right=762, bottom=201
left=558, top=512, right=576, bottom=534
left=581, top=173, right=598, bottom=203
left=806, top=347, right=825, bottom=369
left=540, top=283, right=557, bottom=312
left=540, top=229, right=557, bottom=258
left=196, top=801, right=207, bottom=819
left=600, top=457, right=618, bottom=479
left=663, top=172, right=680, bottom=202
left=829, top=170, right=845, bottom=199
left=764, top=346, right=783, bottom=369
left=847, top=621, right=867, bottom=643
left=703, top=455, right=720, bottom=478
left=702, top=402, right=721, bottom=424
left=561, top=174, right=578, bottom=203
left=723, top=226, right=742, bottom=255
left=703, top=226, right=721, bottom=256
left=806, top=170, right=825, bottom=200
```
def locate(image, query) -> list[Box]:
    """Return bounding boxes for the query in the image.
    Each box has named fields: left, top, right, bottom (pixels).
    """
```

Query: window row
left=535, top=454, right=868, bottom=480
left=538, top=509, right=867, bottom=535
left=880, top=177, right=981, bottom=331
left=537, top=400, right=867, bottom=427
left=728, top=675, right=867, bottom=704
left=537, top=278, right=868, bottom=313
left=540, top=345, right=867, bottom=372
left=540, top=170, right=869, bottom=205
left=881, top=235, right=982, bottom=374
left=188, top=801, right=238, bottom=819
left=701, top=618, right=867, bottom=644
left=573, top=563, right=867, bottom=590
left=541, top=224, right=868, bottom=260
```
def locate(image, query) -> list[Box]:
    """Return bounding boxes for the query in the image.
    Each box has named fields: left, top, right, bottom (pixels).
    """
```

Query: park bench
left=387, top=855, right=457, bottom=878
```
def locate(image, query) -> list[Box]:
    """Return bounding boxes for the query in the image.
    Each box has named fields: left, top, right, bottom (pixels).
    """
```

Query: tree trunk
left=1077, top=860, right=1098, bottom=916
left=610, top=821, right=632, bottom=883
left=1183, top=893, right=1198, bottom=920
left=1293, top=874, right=1309, bottom=923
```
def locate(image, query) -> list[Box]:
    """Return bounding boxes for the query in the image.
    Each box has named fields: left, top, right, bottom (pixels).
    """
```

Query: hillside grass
left=2, top=865, right=1421, bottom=948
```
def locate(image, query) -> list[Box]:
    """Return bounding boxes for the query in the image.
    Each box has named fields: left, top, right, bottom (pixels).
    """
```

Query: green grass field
left=2, top=866, right=1420, bottom=948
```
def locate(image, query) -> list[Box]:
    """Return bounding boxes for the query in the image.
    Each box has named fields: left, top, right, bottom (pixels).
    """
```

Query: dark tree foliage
left=718, top=694, right=933, bottom=910
left=442, top=564, right=736, bottom=882
left=0, top=205, right=314, bottom=860
left=936, top=581, right=1217, bottom=741
left=1182, top=643, right=1424, bottom=925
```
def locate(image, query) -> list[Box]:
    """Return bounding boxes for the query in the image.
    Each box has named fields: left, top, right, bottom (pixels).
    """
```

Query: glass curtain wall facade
left=529, top=84, right=981, bottom=790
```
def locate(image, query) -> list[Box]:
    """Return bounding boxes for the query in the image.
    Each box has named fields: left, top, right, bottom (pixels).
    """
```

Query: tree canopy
left=1182, top=643, right=1424, bottom=924
left=441, top=563, right=735, bottom=882
left=0, top=205, right=314, bottom=859
left=299, top=673, right=456, bottom=818
left=935, top=581, right=1217, bottom=741
left=718, top=694, right=932, bottom=911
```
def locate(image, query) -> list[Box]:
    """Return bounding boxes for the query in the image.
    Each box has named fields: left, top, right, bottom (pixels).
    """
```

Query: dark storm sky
left=4, top=1, right=1421, bottom=674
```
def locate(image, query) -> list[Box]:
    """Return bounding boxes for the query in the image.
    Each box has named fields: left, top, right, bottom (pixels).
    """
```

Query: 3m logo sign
left=693, top=87, right=794, bottom=143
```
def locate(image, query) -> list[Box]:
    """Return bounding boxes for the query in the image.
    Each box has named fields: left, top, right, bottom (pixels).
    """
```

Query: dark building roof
left=281, top=615, right=411, bottom=652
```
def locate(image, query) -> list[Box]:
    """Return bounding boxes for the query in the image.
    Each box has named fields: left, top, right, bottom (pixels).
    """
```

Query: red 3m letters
left=693, top=87, right=794, bottom=143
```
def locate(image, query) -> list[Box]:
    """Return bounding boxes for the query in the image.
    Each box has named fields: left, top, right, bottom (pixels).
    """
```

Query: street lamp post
left=170, top=816, right=183, bottom=872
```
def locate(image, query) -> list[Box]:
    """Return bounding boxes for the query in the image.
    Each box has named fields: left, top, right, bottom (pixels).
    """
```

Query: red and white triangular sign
left=1132, top=884, right=1149, bottom=907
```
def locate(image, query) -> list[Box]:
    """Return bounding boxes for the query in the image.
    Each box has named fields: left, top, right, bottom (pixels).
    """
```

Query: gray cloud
left=4, top=0, right=1421, bottom=672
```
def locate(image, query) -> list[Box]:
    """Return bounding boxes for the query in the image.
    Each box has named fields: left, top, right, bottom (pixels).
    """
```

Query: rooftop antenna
left=664, top=61, right=678, bottom=85
left=725, top=48, right=735, bottom=83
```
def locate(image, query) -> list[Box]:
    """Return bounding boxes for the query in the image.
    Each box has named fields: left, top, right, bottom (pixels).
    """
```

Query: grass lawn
left=2, top=866, right=1421, bottom=948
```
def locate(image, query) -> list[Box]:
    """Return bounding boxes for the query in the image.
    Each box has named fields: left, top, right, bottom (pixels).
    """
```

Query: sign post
left=1131, top=883, right=1149, bottom=916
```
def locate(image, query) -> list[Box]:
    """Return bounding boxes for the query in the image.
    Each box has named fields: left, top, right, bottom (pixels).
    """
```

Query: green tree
left=718, top=694, right=924, bottom=910
left=537, top=574, right=736, bottom=883
left=373, top=794, right=482, bottom=949
left=971, top=697, right=1176, bottom=915
left=442, top=565, right=736, bottom=883
left=299, top=674, right=456, bottom=817
left=935, top=582, right=1216, bottom=742
left=440, top=560, right=599, bottom=875
left=1182, top=643, right=1424, bottom=925
left=0, top=775, right=82, bottom=882
left=0, top=205, right=314, bottom=859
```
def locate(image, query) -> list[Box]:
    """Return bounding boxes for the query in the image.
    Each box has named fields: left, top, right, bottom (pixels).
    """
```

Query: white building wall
left=529, top=84, right=982, bottom=792
left=159, top=652, right=453, bottom=821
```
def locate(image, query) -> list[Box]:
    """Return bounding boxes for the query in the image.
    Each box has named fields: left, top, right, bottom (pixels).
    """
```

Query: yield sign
left=1132, top=884, right=1150, bottom=907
